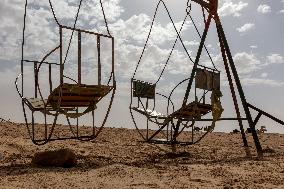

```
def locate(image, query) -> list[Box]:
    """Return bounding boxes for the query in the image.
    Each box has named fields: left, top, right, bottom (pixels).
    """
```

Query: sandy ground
left=0, top=121, right=284, bottom=189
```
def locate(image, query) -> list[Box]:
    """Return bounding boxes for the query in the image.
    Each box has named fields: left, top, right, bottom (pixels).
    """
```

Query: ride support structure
left=16, top=0, right=116, bottom=145
left=130, top=0, right=284, bottom=157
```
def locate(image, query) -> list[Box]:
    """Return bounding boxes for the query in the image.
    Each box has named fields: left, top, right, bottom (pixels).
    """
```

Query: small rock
left=32, top=148, right=77, bottom=168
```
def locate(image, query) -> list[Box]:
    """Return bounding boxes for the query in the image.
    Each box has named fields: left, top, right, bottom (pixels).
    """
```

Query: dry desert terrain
left=0, top=121, right=284, bottom=189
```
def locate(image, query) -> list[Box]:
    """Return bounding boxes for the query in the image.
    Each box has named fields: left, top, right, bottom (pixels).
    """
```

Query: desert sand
left=0, top=120, right=284, bottom=189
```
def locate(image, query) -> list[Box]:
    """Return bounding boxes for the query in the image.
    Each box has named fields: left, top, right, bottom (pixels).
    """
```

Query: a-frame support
left=215, top=17, right=262, bottom=157
left=180, top=0, right=264, bottom=157
left=146, top=0, right=264, bottom=157
left=133, top=0, right=284, bottom=158
left=216, top=20, right=250, bottom=156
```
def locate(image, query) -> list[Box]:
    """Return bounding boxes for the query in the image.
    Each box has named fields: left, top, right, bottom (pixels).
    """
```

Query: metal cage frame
left=16, top=0, right=116, bottom=145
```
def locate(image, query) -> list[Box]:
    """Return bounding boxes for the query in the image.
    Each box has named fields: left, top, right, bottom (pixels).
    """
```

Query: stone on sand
left=32, top=148, right=77, bottom=168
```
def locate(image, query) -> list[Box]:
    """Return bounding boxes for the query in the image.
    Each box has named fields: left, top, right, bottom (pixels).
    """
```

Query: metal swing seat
left=24, top=84, right=112, bottom=114
left=16, top=0, right=116, bottom=145
left=131, top=79, right=166, bottom=120
left=131, top=73, right=216, bottom=121
left=132, top=0, right=284, bottom=157
left=131, top=67, right=221, bottom=145
left=130, top=0, right=223, bottom=145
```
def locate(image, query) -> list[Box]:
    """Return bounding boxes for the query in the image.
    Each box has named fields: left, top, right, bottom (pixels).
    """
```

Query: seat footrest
left=131, top=107, right=166, bottom=119
left=24, top=98, right=75, bottom=111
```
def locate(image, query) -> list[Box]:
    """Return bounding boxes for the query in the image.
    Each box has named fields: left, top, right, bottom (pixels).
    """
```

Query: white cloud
left=250, top=45, right=258, bottom=49
left=0, top=0, right=196, bottom=91
left=236, top=23, right=255, bottom=33
left=240, top=77, right=284, bottom=86
left=233, top=52, right=261, bottom=75
left=110, top=14, right=192, bottom=45
left=51, top=0, right=124, bottom=23
left=184, top=40, right=199, bottom=46
left=261, top=73, right=268, bottom=78
left=257, top=4, right=271, bottom=14
left=107, top=13, right=195, bottom=83
left=230, top=52, right=284, bottom=86
left=279, top=0, right=284, bottom=13
left=0, top=0, right=26, bottom=60
left=218, top=1, right=248, bottom=17
left=0, top=0, right=124, bottom=61
left=266, top=54, right=284, bottom=64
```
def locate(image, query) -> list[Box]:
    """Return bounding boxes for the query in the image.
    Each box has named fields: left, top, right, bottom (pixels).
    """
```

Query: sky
left=0, top=0, right=284, bottom=134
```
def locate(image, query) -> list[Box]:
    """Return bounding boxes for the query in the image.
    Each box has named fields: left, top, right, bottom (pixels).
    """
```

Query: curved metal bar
left=37, top=45, right=60, bottom=71
left=18, top=0, right=38, bottom=144
left=167, top=77, right=191, bottom=116
left=21, top=0, right=28, bottom=98
left=192, top=129, right=212, bottom=145
left=132, top=0, right=195, bottom=79
left=63, top=75, right=78, bottom=84
left=15, top=74, right=23, bottom=98
left=155, top=10, right=191, bottom=84
left=93, top=85, right=116, bottom=138
left=49, top=0, right=60, bottom=26
left=156, top=92, right=175, bottom=117
left=36, top=45, right=60, bottom=110
left=160, top=74, right=216, bottom=145
left=20, top=101, right=60, bottom=146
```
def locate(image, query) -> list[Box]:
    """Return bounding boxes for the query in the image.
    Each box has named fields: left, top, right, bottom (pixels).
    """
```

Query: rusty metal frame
left=130, top=0, right=217, bottom=146
left=16, top=0, right=116, bottom=145
left=129, top=0, right=284, bottom=157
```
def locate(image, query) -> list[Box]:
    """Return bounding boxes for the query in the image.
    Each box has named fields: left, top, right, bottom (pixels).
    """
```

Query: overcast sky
left=0, top=0, right=284, bottom=133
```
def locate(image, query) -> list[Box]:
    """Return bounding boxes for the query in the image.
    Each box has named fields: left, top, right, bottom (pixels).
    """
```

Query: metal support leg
left=253, top=112, right=262, bottom=127
left=216, top=22, right=249, bottom=154
left=216, top=22, right=263, bottom=157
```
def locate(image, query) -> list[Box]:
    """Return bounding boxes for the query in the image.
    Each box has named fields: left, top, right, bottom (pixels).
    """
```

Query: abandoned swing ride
left=15, top=0, right=284, bottom=157
left=130, top=0, right=284, bottom=157
left=16, top=0, right=116, bottom=145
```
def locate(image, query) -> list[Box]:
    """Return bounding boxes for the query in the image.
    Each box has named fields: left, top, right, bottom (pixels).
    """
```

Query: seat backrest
left=195, top=68, right=220, bottom=91
left=132, top=80, right=156, bottom=99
